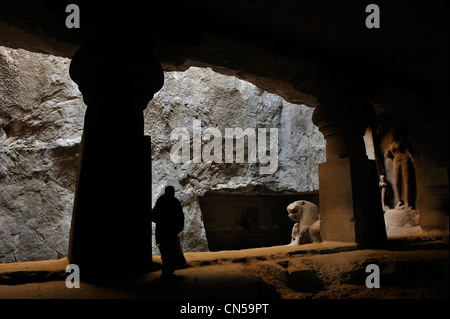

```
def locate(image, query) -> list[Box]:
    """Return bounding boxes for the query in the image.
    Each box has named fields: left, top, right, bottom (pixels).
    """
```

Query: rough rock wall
left=0, top=46, right=326, bottom=262
left=145, top=68, right=325, bottom=253
left=0, top=46, right=85, bottom=263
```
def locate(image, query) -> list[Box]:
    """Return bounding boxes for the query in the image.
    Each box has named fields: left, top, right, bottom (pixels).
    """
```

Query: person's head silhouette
left=165, top=186, right=175, bottom=198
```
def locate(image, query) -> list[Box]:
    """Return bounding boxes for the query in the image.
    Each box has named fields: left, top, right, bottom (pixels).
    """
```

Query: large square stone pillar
left=67, top=43, right=164, bottom=278
left=313, top=96, right=387, bottom=247
left=318, top=157, right=386, bottom=244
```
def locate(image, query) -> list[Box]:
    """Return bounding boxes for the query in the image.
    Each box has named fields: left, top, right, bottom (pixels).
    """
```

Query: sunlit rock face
left=0, top=46, right=325, bottom=262
left=0, top=46, right=85, bottom=262
left=145, top=67, right=325, bottom=253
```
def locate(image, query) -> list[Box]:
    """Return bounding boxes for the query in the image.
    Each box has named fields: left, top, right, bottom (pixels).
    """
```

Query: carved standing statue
left=384, top=136, right=415, bottom=209
left=379, top=175, right=391, bottom=212
left=287, top=200, right=322, bottom=245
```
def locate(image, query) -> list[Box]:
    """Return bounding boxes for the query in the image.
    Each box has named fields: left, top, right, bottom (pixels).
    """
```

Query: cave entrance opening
left=198, top=191, right=319, bottom=251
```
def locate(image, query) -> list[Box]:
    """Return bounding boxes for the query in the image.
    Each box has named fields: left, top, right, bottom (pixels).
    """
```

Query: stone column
left=312, top=96, right=387, bottom=247
left=68, top=43, right=164, bottom=278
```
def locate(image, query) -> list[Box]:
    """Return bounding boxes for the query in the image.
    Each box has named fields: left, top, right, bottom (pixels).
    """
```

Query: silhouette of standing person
left=151, top=186, right=187, bottom=280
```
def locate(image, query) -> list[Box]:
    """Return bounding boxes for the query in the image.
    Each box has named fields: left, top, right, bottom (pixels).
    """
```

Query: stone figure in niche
left=384, top=136, right=416, bottom=209
left=151, top=186, right=188, bottom=280
left=379, top=175, right=391, bottom=212
left=287, top=200, right=322, bottom=245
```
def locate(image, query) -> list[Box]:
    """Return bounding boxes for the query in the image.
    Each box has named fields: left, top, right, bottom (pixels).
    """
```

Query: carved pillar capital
left=69, top=42, right=164, bottom=107
left=312, top=96, right=373, bottom=159
left=312, top=95, right=372, bottom=137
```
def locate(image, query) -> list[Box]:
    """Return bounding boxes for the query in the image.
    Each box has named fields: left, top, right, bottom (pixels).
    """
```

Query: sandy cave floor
left=0, top=234, right=448, bottom=300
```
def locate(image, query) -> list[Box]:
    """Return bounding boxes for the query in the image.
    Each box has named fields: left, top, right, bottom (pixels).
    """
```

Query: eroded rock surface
left=0, top=46, right=85, bottom=262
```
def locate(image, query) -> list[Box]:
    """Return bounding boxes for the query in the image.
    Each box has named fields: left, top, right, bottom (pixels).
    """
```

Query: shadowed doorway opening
left=199, top=192, right=319, bottom=251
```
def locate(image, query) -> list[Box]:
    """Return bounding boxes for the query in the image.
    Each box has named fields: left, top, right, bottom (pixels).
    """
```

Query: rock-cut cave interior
left=0, top=0, right=448, bottom=301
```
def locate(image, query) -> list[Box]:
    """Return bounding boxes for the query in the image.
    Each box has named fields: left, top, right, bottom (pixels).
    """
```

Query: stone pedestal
left=384, top=208, right=421, bottom=236
left=68, top=43, right=164, bottom=278
left=313, top=96, right=387, bottom=247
